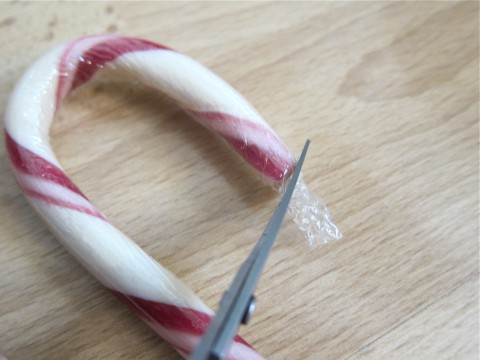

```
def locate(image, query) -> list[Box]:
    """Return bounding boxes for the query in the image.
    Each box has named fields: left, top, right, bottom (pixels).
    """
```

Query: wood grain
left=0, top=2, right=478, bottom=359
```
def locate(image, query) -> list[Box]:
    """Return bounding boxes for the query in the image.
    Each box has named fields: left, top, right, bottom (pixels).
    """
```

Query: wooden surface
left=0, top=2, right=478, bottom=359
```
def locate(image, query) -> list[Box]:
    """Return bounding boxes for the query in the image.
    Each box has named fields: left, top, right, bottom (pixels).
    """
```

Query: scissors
left=190, top=140, right=310, bottom=360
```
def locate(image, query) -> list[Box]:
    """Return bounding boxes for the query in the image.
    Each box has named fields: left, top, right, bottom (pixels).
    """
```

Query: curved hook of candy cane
left=10, top=34, right=296, bottom=185
left=4, top=34, right=305, bottom=359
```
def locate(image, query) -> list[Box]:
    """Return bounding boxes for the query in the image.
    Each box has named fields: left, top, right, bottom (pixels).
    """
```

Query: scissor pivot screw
left=241, top=295, right=256, bottom=325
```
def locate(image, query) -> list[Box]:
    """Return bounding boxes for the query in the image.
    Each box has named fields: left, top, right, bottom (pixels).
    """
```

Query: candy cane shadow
left=0, top=153, right=182, bottom=359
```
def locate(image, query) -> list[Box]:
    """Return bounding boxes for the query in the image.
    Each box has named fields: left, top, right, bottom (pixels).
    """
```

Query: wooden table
left=0, top=2, right=478, bottom=359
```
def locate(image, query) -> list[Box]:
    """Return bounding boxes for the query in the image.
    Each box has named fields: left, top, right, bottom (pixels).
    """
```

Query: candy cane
left=4, top=35, right=340, bottom=358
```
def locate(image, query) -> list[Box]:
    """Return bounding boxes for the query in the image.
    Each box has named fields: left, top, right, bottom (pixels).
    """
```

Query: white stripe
left=13, top=168, right=98, bottom=213
left=28, top=196, right=211, bottom=313
left=102, top=50, right=269, bottom=126
left=5, top=45, right=63, bottom=166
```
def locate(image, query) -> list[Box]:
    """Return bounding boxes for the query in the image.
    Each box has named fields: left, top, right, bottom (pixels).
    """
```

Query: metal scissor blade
left=189, top=140, right=310, bottom=360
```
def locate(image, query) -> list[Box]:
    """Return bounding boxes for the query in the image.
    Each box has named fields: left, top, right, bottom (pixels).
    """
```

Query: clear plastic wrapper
left=284, top=173, right=342, bottom=246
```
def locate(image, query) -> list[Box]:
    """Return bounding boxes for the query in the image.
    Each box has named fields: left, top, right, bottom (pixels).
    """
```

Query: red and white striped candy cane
left=4, top=35, right=340, bottom=358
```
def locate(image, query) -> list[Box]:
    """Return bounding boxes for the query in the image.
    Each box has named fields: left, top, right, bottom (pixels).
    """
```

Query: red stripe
left=55, top=37, right=84, bottom=106
left=224, top=135, right=293, bottom=184
left=112, top=291, right=253, bottom=349
left=191, top=111, right=295, bottom=183
left=24, top=188, right=108, bottom=222
left=5, top=131, right=87, bottom=199
left=70, top=37, right=170, bottom=92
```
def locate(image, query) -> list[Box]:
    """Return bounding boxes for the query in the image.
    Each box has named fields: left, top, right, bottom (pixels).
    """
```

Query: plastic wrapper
left=284, top=173, right=342, bottom=245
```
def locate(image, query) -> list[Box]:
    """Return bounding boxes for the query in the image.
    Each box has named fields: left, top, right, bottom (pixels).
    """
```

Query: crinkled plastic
left=283, top=173, right=342, bottom=246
